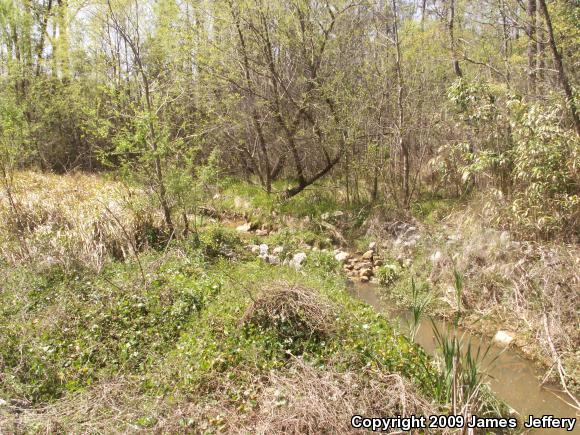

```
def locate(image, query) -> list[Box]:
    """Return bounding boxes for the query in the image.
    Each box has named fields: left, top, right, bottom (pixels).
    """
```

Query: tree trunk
left=526, top=0, right=537, bottom=95
left=392, top=0, right=410, bottom=205
left=448, top=0, right=463, bottom=78
left=538, top=0, right=580, bottom=135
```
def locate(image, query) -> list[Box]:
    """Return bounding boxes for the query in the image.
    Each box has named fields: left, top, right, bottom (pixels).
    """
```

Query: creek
left=348, top=281, right=579, bottom=435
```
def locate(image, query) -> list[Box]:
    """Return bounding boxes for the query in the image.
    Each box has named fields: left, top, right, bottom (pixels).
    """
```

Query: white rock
left=236, top=222, right=253, bottom=233
left=259, top=244, right=269, bottom=257
left=368, top=241, right=377, bottom=251
left=493, top=330, right=514, bottom=347
left=255, top=229, right=269, bottom=236
left=249, top=244, right=260, bottom=254
left=0, top=398, right=6, bottom=406
left=273, top=246, right=284, bottom=255
left=430, top=251, right=443, bottom=263
left=289, top=252, right=307, bottom=270
left=335, top=251, right=350, bottom=263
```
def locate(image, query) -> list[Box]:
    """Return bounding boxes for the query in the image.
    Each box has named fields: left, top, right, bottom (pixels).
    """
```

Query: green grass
left=411, top=197, right=463, bottom=224
left=0, top=224, right=439, bottom=413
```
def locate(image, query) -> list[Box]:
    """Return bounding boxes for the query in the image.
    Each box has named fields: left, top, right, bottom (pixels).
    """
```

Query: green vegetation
left=1, top=0, right=579, bottom=430
left=0, top=187, right=442, bottom=430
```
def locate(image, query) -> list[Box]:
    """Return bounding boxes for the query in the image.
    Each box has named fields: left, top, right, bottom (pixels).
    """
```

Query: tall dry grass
left=429, top=208, right=580, bottom=398
left=0, top=171, right=163, bottom=271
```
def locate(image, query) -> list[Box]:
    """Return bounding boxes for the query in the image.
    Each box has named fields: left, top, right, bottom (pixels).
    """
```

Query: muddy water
left=348, top=282, right=579, bottom=435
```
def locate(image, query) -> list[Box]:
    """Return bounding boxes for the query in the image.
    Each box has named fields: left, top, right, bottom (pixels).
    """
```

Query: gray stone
left=289, top=252, right=307, bottom=270
left=266, top=255, right=280, bottom=265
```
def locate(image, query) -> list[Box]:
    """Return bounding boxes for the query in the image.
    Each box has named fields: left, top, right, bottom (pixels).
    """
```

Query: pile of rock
left=335, top=242, right=383, bottom=283
left=246, top=238, right=384, bottom=282
left=247, top=243, right=308, bottom=270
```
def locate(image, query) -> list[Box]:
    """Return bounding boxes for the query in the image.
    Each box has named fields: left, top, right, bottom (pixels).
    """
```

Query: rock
left=360, top=275, right=370, bottom=283
left=255, top=229, right=269, bottom=236
left=265, top=255, right=280, bottom=265
left=259, top=244, right=269, bottom=257
left=403, top=258, right=412, bottom=268
left=430, top=251, right=443, bottom=263
left=335, top=251, right=350, bottom=263
left=0, top=398, right=6, bottom=407
left=289, top=252, right=307, bottom=270
left=345, top=263, right=354, bottom=270
left=359, top=268, right=373, bottom=278
left=236, top=222, right=254, bottom=232
left=362, top=250, right=374, bottom=260
left=493, top=330, right=514, bottom=347
left=374, top=259, right=384, bottom=267
left=273, top=246, right=284, bottom=255
left=248, top=244, right=260, bottom=254
left=353, top=263, right=363, bottom=270
left=368, top=241, right=377, bottom=251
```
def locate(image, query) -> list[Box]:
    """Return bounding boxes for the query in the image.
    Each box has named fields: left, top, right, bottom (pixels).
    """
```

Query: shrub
left=377, top=262, right=401, bottom=287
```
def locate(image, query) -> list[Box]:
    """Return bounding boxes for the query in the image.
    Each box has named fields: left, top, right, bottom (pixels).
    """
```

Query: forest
left=0, top=0, right=578, bottom=433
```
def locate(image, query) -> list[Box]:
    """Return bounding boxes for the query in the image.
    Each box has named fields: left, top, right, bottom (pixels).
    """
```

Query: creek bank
left=348, top=282, right=578, bottom=433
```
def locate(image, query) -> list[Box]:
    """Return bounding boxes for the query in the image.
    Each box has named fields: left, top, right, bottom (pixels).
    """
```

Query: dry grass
left=242, top=282, right=336, bottom=342
left=0, top=171, right=162, bottom=271
left=1, top=361, right=439, bottom=434
left=238, top=360, right=437, bottom=434
left=439, top=209, right=580, bottom=393
left=363, top=200, right=579, bottom=397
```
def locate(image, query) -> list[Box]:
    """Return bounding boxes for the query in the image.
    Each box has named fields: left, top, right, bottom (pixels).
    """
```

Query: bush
left=197, top=225, right=241, bottom=259
left=377, top=262, right=401, bottom=287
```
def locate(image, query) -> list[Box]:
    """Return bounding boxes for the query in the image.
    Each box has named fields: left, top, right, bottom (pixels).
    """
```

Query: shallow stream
left=348, top=282, right=579, bottom=435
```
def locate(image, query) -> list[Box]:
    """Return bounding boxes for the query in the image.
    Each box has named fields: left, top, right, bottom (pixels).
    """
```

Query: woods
left=1, top=0, right=577, bottom=239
